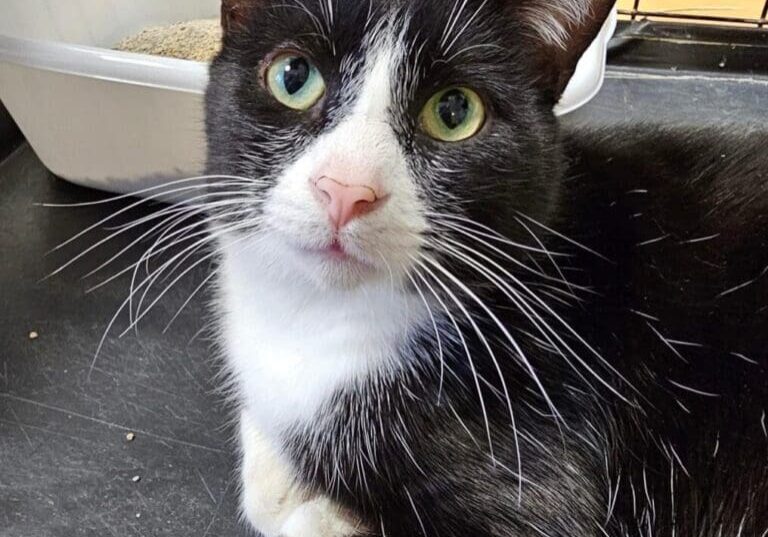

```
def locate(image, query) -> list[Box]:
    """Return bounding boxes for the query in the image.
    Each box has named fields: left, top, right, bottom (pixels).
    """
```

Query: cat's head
left=206, top=0, right=612, bottom=290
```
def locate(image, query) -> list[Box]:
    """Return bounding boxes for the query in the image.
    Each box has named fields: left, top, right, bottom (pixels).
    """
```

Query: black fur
left=205, top=1, right=768, bottom=535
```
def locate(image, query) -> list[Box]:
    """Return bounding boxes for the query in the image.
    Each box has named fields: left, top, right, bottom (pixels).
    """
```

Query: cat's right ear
left=221, top=0, right=260, bottom=35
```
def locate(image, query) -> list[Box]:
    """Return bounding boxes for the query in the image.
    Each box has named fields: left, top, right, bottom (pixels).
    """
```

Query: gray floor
left=0, top=65, right=766, bottom=537
left=0, top=152, right=242, bottom=536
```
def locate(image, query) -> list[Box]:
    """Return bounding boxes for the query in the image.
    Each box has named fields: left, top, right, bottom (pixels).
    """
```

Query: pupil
left=282, top=57, right=310, bottom=95
left=437, top=89, right=470, bottom=130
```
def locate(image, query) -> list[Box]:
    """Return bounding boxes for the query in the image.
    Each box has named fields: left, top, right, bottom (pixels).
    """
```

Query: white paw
left=240, top=411, right=304, bottom=536
left=239, top=411, right=366, bottom=537
left=279, top=498, right=364, bottom=537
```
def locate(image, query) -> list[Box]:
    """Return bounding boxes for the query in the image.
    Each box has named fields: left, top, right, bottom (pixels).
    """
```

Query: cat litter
left=115, top=19, right=222, bottom=63
left=28, top=331, right=38, bottom=340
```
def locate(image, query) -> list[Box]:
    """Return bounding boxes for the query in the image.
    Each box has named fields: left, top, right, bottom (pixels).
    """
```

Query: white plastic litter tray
left=0, top=0, right=616, bottom=195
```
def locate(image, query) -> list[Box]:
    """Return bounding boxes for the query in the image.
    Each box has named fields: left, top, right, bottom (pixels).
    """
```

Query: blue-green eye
left=266, top=54, right=325, bottom=110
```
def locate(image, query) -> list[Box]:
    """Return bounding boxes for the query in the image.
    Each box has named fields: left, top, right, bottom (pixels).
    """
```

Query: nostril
left=352, top=197, right=375, bottom=215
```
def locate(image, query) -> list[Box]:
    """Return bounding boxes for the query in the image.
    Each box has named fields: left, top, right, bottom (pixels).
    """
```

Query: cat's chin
left=289, top=243, right=381, bottom=290
left=233, top=228, right=393, bottom=291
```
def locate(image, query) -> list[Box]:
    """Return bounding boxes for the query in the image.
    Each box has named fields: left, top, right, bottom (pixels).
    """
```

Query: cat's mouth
left=287, top=234, right=376, bottom=269
left=304, top=239, right=353, bottom=261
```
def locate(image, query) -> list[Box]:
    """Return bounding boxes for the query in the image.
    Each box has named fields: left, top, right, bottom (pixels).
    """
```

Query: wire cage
left=618, top=0, right=768, bottom=27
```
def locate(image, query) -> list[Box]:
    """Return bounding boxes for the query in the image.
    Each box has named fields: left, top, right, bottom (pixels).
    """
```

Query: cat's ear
left=221, top=0, right=261, bottom=34
left=513, top=0, right=615, bottom=101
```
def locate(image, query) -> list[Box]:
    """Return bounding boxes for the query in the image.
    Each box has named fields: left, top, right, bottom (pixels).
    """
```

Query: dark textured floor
left=0, top=149, right=243, bottom=536
left=0, top=64, right=766, bottom=537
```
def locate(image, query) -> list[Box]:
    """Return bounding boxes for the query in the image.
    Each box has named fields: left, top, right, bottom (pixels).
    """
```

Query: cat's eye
left=420, top=87, right=486, bottom=142
left=265, top=53, right=325, bottom=110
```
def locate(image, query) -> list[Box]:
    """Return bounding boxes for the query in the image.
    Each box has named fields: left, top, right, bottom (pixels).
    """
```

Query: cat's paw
left=240, top=411, right=305, bottom=536
left=278, top=498, right=364, bottom=537
left=240, top=411, right=366, bottom=537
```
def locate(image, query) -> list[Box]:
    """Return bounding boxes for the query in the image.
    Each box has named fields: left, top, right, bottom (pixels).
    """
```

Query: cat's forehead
left=258, top=0, right=514, bottom=59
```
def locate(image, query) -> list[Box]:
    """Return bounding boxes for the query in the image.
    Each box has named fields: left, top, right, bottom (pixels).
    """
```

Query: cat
left=203, top=0, right=768, bottom=535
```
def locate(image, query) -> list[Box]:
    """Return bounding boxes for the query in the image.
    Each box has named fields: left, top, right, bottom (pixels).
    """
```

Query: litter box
left=0, top=0, right=616, bottom=195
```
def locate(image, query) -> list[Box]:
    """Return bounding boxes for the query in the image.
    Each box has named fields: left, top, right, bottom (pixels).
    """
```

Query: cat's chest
left=218, top=249, right=426, bottom=436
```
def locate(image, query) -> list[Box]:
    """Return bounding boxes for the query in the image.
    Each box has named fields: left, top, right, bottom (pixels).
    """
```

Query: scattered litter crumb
left=114, top=19, right=223, bottom=63
left=28, top=331, right=39, bottom=340
left=132, top=475, right=141, bottom=483
left=126, top=432, right=136, bottom=442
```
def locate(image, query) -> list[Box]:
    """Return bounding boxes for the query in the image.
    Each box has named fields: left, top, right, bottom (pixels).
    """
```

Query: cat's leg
left=240, top=410, right=365, bottom=537
left=279, top=498, right=365, bottom=537
left=240, top=409, right=304, bottom=536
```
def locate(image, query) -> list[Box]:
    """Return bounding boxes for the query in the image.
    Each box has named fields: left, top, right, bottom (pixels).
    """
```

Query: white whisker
left=409, top=262, right=496, bottom=460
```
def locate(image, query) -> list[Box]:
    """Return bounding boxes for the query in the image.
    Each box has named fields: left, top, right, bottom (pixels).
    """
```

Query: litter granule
left=114, top=19, right=222, bottom=63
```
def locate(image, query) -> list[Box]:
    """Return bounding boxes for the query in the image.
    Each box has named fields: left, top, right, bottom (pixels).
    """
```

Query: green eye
left=266, top=54, right=325, bottom=110
left=421, top=87, right=486, bottom=142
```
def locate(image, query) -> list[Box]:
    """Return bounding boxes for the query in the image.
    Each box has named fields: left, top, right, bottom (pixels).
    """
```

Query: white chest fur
left=218, top=237, right=426, bottom=438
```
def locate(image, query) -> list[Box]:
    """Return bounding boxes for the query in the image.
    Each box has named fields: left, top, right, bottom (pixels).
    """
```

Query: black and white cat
left=203, top=1, right=768, bottom=535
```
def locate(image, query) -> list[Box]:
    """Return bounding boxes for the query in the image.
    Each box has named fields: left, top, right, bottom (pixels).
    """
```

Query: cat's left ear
left=512, top=0, right=615, bottom=102
left=221, top=0, right=262, bottom=35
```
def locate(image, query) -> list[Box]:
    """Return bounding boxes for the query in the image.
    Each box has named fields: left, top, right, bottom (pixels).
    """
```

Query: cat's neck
left=217, top=232, right=429, bottom=435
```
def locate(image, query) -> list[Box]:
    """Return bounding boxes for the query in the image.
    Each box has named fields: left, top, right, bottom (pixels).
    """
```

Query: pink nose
left=311, top=177, right=381, bottom=230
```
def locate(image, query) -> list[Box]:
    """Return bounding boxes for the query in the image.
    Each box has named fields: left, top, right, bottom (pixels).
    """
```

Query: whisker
left=123, top=220, right=260, bottom=336
left=87, top=222, right=259, bottom=380
left=83, top=207, right=251, bottom=293
left=432, top=219, right=585, bottom=292
left=436, top=236, right=600, bottom=396
left=81, top=197, right=249, bottom=281
left=44, top=181, right=254, bottom=259
left=39, top=175, right=261, bottom=208
left=409, top=262, right=496, bottom=461
left=420, top=251, right=562, bottom=424
left=514, top=217, right=577, bottom=299
left=438, top=236, right=637, bottom=404
left=162, top=270, right=218, bottom=334
left=516, top=212, right=611, bottom=262
left=404, top=268, right=446, bottom=404
left=416, top=252, right=525, bottom=501
left=427, top=213, right=566, bottom=256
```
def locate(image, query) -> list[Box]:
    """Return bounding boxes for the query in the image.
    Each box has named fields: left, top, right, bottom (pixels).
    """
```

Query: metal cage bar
left=620, top=0, right=768, bottom=28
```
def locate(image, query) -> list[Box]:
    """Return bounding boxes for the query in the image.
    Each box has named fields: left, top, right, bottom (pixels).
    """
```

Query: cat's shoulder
left=563, top=122, right=768, bottom=238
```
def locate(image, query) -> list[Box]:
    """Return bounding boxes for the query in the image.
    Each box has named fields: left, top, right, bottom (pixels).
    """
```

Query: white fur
left=219, top=26, right=429, bottom=537
left=240, top=411, right=365, bottom=537
left=522, top=0, right=592, bottom=48
left=280, top=499, right=363, bottom=537
left=222, top=241, right=426, bottom=433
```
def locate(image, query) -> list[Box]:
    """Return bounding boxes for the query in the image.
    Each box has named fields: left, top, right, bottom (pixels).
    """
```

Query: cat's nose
left=311, top=176, right=382, bottom=230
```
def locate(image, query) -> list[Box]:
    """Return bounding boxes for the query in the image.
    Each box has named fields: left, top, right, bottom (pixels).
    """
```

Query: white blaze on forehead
left=352, top=36, right=402, bottom=119
left=303, top=26, right=410, bottom=193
